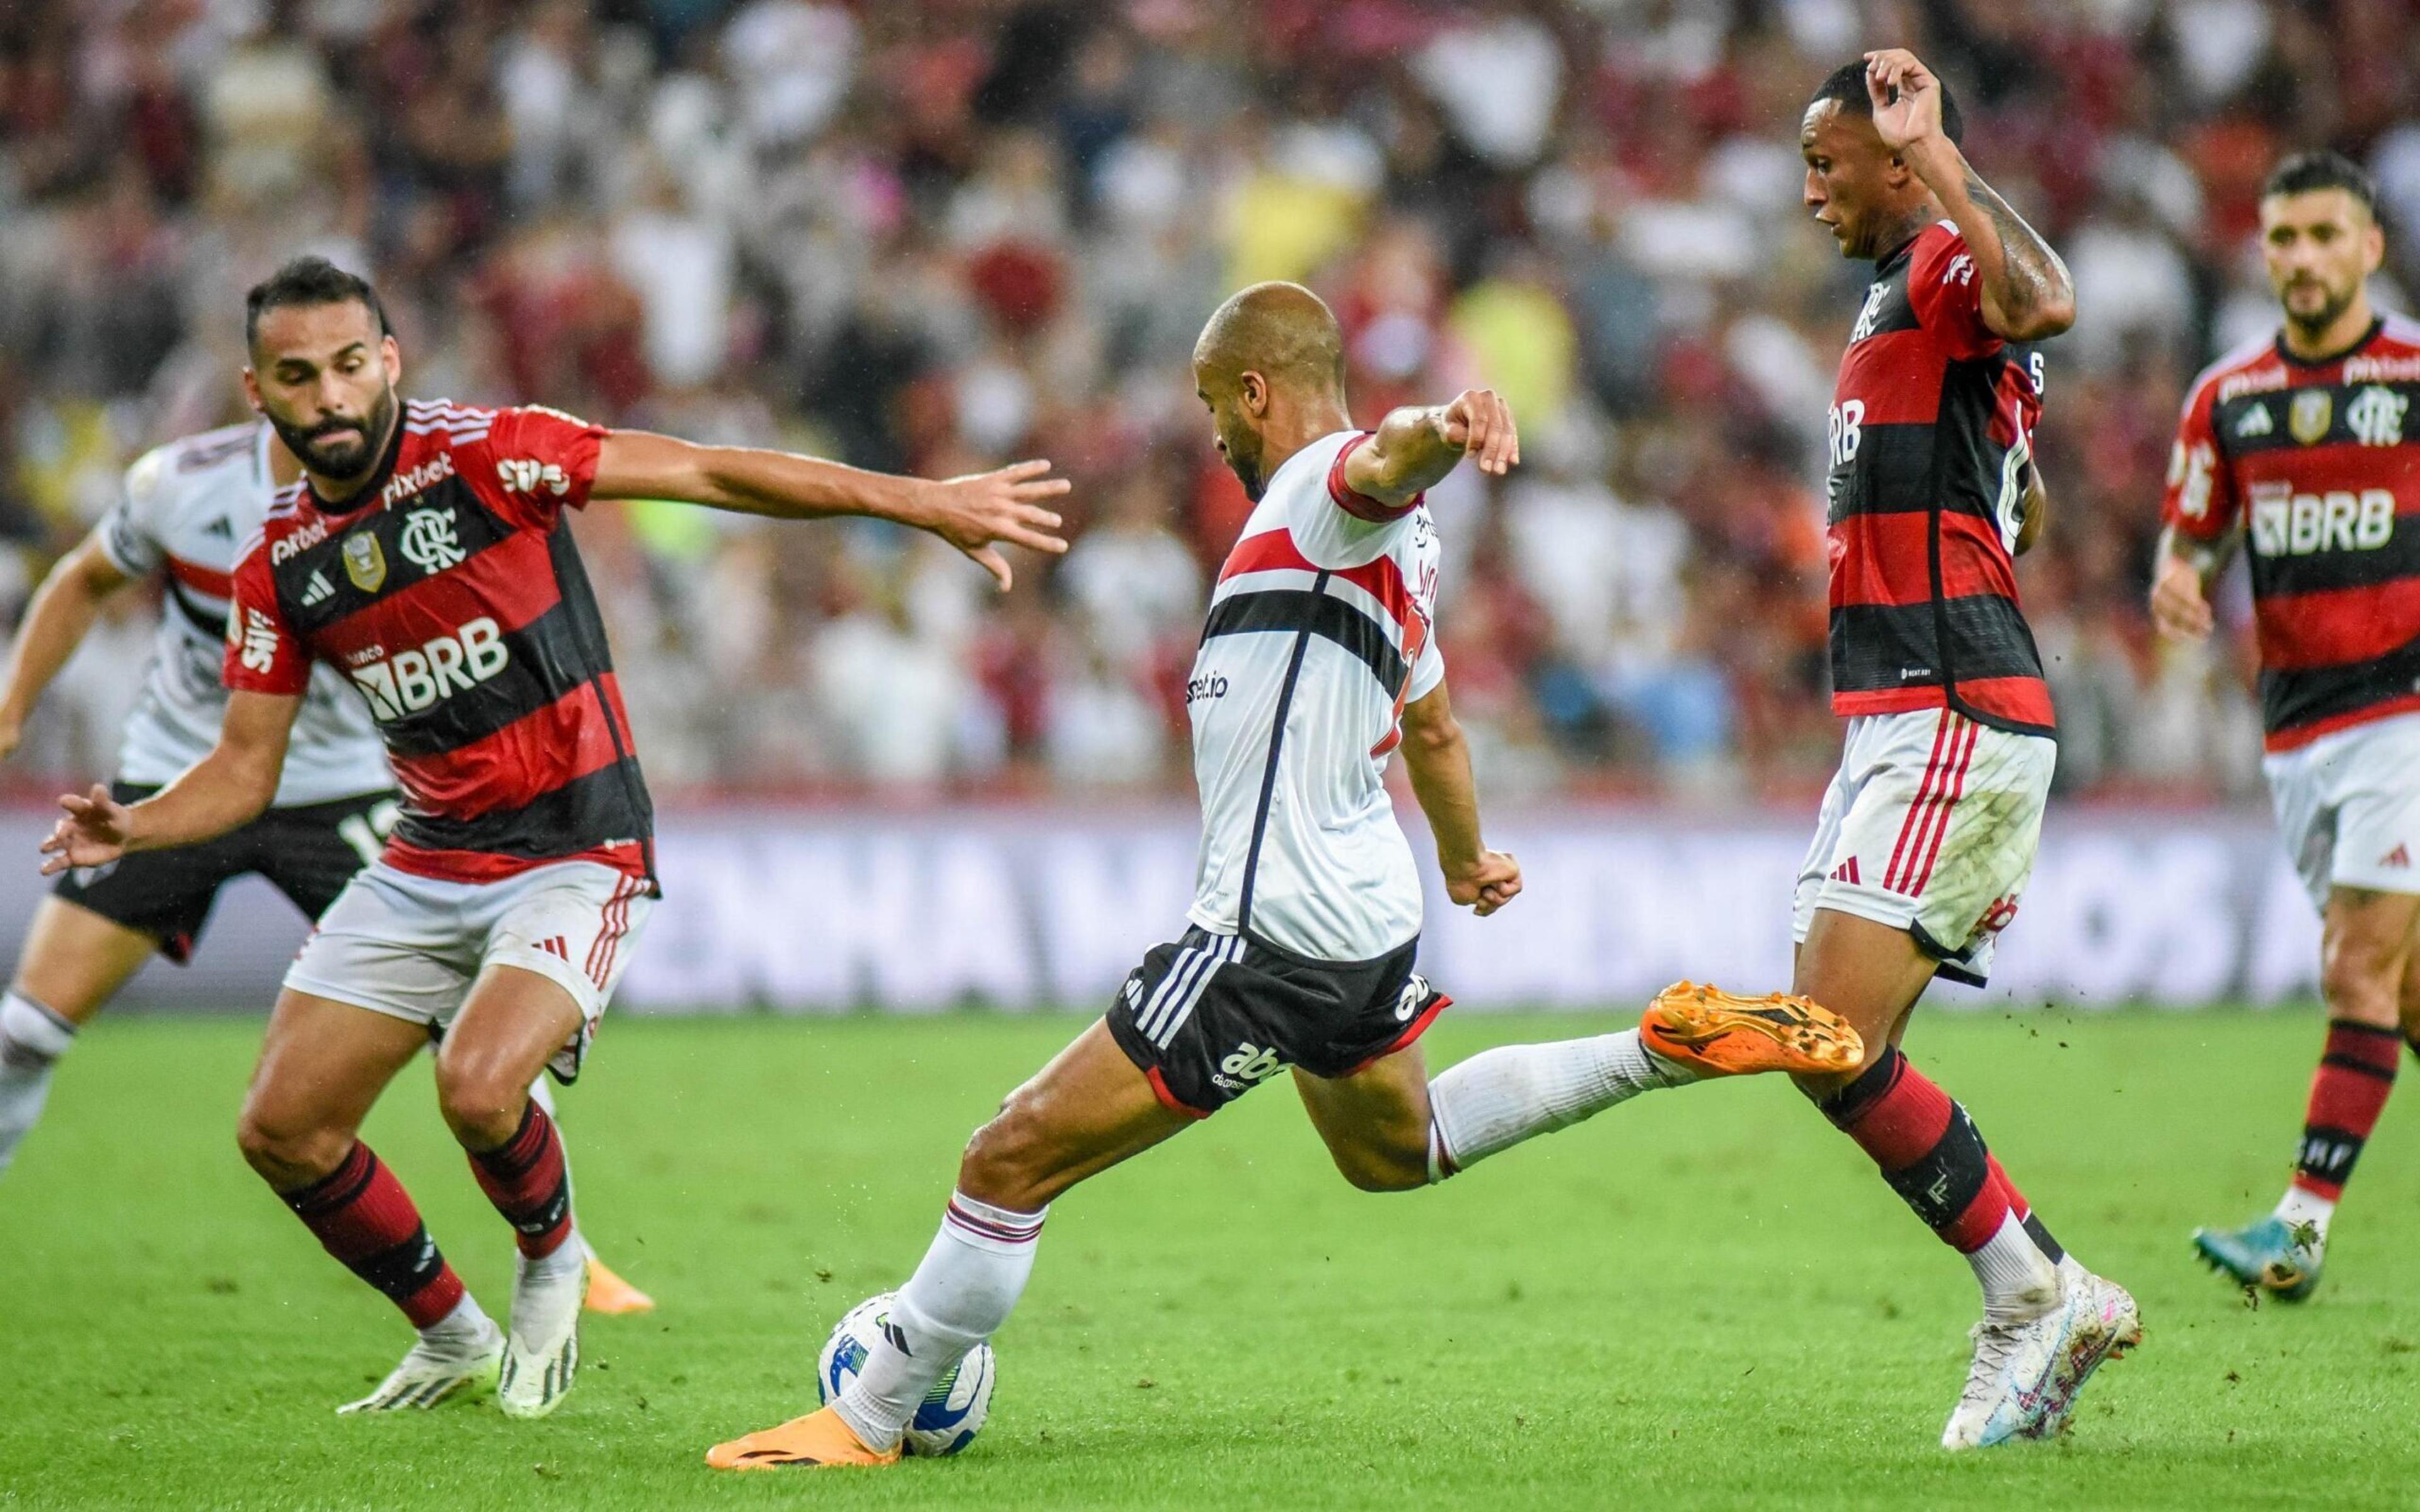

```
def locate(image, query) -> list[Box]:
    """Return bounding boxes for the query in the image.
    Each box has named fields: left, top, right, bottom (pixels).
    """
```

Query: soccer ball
left=816, top=1292, right=994, bottom=1457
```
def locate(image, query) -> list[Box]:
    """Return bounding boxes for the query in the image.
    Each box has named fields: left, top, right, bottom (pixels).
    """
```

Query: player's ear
left=241, top=367, right=263, bottom=412
left=1240, top=371, right=1269, bottom=416
left=379, top=333, right=402, bottom=383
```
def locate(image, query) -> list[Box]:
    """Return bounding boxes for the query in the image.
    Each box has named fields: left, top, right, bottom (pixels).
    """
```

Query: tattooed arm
left=1864, top=49, right=2076, bottom=341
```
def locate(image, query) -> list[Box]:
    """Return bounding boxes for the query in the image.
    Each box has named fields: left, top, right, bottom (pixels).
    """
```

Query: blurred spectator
left=0, top=0, right=2378, bottom=806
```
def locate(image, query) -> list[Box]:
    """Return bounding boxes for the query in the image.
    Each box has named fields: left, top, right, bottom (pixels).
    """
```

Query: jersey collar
left=2274, top=314, right=2384, bottom=371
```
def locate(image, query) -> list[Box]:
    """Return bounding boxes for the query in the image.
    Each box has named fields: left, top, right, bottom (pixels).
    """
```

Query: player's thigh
left=962, top=1019, right=1196, bottom=1211
left=9, top=897, right=161, bottom=1024
left=238, top=988, right=429, bottom=1179
left=2318, top=886, right=2420, bottom=1026
left=1292, top=1041, right=1433, bottom=1193
left=432, top=963, right=588, bottom=1140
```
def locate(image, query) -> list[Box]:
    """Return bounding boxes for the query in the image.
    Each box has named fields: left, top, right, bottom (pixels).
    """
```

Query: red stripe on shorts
left=1904, top=719, right=1979, bottom=898
left=1884, top=712, right=1954, bottom=892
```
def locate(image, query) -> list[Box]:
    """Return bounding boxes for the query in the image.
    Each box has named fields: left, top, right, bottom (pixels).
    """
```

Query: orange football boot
left=706, top=1406, right=902, bottom=1470
left=1640, top=981, right=1863, bottom=1077
left=583, top=1256, right=655, bottom=1315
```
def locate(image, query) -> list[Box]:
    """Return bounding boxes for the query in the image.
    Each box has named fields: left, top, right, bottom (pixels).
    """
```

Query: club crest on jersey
left=2348, top=384, right=2407, bottom=447
left=400, top=507, right=466, bottom=573
left=2290, top=389, right=2334, bottom=445
left=342, top=532, right=387, bottom=592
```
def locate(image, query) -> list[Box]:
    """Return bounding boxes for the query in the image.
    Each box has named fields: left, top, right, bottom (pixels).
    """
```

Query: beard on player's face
left=268, top=379, right=398, bottom=483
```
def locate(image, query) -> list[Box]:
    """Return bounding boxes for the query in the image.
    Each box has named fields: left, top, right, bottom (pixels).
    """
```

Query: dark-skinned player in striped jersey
left=40, top=257, right=1071, bottom=1421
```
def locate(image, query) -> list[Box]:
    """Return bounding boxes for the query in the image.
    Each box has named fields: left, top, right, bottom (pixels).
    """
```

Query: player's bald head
left=1192, top=282, right=1346, bottom=401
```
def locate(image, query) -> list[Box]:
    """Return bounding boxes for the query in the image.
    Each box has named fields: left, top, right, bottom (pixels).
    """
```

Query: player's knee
left=958, top=1100, right=1051, bottom=1208
left=234, top=1104, right=348, bottom=1185
left=2320, top=947, right=2401, bottom=1025
left=431, top=1057, right=527, bottom=1148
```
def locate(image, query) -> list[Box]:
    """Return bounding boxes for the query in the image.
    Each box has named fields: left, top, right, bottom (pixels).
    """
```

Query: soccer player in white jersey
left=0, top=418, right=655, bottom=1315
left=706, top=281, right=1859, bottom=1470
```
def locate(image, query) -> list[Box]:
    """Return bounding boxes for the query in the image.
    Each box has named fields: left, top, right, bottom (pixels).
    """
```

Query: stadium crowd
left=1, top=0, right=2411, bottom=801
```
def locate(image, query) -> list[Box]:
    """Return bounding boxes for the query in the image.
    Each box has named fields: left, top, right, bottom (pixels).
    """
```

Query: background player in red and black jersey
left=40, top=258, right=1069, bottom=1418
left=1780, top=52, right=2138, bottom=1449
left=2153, top=153, right=2420, bottom=1301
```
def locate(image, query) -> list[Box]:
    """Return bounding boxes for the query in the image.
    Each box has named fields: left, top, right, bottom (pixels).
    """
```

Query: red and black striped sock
left=467, top=1101, right=573, bottom=1258
left=282, top=1142, right=465, bottom=1327
left=1989, top=1152, right=2066, bottom=1265
left=2291, top=1019, right=2401, bottom=1201
left=1818, top=1046, right=2014, bottom=1254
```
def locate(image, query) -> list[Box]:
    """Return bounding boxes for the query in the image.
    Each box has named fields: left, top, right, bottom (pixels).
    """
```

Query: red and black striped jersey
left=1824, top=220, right=2051, bottom=736
left=2163, top=315, right=2420, bottom=750
left=224, top=400, right=653, bottom=885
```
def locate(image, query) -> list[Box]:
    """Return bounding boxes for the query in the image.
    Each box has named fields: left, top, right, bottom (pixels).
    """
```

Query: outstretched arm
left=591, top=432, right=1070, bottom=590
left=0, top=532, right=136, bottom=759
left=1341, top=389, right=1520, bottom=512
left=40, top=690, right=299, bottom=873
left=1396, top=681, right=1521, bottom=916
left=1865, top=49, right=2075, bottom=341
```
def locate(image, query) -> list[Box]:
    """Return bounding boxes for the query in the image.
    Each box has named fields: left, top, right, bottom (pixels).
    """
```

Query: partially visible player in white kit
left=0, top=418, right=656, bottom=1314
left=706, top=282, right=1857, bottom=1471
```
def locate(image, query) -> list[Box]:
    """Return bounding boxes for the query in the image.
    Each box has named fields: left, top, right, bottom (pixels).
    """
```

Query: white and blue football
left=816, top=1292, right=994, bottom=1457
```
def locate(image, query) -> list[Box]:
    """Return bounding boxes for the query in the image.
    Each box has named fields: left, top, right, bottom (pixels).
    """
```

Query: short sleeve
left=1906, top=229, right=1999, bottom=363
left=462, top=404, right=609, bottom=530
left=221, top=538, right=311, bottom=696
left=2161, top=377, right=2239, bottom=541
left=1292, top=433, right=1425, bottom=571
left=96, top=447, right=172, bottom=578
left=1407, top=629, right=1444, bottom=702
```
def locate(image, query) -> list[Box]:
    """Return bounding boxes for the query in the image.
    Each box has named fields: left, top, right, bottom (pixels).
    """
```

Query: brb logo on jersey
left=348, top=616, right=510, bottom=719
left=399, top=507, right=467, bottom=573
left=2249, top=482, right=2396, bottom=557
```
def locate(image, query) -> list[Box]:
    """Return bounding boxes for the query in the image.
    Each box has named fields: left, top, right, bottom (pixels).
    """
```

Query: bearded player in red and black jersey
left=2155, top=152, right=2420, bottom=1302
left=39, top=258, right=1069, bottom=1419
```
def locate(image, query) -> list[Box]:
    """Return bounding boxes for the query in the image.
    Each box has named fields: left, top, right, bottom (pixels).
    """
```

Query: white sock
left=0, top=992, right=78, bottom=1176
left=2274, top=1185, right=2336, bottom=1251
left=510, top=1223, right=587, bottom=1340
left=1968, top=1211, right=2061, bottom=1322
left=419, top=1292, right=499, bottom=1354
left=1426, top=1029, right=1692, bottom=1180
left=834, top=1191, right=1046, bottom=1449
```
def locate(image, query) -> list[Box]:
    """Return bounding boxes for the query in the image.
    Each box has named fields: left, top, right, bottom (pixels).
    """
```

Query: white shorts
left=2263, top=712, right=2420, bottom=911
left=285, top=859, right=654, bottom=1081
left=1792, top=707, right=2055, bottom=986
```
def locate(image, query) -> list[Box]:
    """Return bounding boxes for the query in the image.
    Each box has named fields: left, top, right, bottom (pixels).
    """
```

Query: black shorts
left=1104, top=926, right=1451, bottom=1118
left=52, top=784, right=400, bottom=963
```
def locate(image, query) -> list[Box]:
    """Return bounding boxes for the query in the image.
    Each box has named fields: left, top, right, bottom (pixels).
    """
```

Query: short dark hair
left=244, top=255, right=391, bottom=352
left=1809, top=60, right=1964, bottom=148
left=2262, top=150, right=2378, bottom=215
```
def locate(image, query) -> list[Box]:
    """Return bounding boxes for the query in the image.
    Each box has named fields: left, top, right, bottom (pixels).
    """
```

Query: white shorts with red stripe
left=284, top=859, right=654, bottom=1080
left=1791, top=707, right=2054, bottom=987
left=2263, top=710, right=2420, bottom=911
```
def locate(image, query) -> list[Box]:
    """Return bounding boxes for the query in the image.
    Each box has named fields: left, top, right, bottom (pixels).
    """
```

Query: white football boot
left=498, top=1236, right=585, bottom=1419
left=1940, top=1269, right=2141, bottom=1449
left=338, top=1320, right=505, bottom=1414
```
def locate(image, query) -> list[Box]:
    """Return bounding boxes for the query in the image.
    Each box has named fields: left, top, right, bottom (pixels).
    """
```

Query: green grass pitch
left=2, top=1009, right=2416, bottom=1510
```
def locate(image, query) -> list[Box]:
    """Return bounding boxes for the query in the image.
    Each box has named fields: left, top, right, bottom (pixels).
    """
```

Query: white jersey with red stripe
left=96, top=421, right=392, bottom=805
left=1185, top=429, right=1445, bottom=962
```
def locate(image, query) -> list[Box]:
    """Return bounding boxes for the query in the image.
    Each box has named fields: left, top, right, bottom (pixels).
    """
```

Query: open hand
left=923, top=459, right=1072, bottom=591
left=2150, top=554, right=2215, bottom=641
left=40, top=783, right=132, bottom=875
left=1864, top=49, right=1944, bottom=154
left=1438, top=389, right=1519, bottom=478
left=1444, top=849, right=1523, bottom=917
